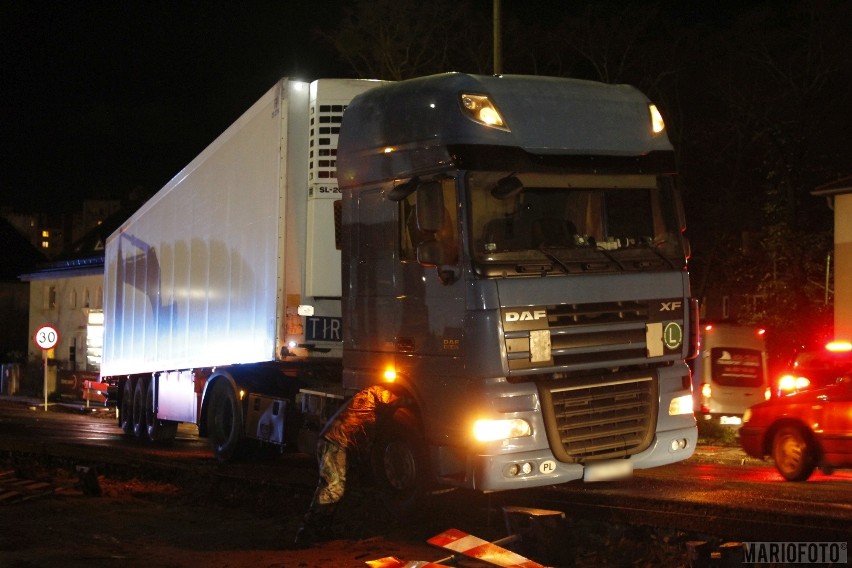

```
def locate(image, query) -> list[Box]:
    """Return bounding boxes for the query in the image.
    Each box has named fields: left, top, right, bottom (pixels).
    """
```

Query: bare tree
left=318, top=0, right=491, bottom=80
left=687, top=2, right=851, bottom=354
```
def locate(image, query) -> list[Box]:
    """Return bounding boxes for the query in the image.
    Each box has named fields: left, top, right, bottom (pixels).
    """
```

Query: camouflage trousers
left=314, top=438, right=347, bottom=506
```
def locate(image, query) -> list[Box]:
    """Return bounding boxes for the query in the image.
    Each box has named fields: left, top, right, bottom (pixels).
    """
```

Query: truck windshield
left=467, top=171, right=686, bottom=276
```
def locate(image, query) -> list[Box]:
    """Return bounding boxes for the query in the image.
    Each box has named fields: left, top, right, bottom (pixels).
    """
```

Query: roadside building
left=812, top=176, right=852, bottom=340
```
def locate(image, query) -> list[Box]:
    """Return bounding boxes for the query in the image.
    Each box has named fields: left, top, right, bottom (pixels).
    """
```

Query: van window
left=710, top=347, right=764, bottom=387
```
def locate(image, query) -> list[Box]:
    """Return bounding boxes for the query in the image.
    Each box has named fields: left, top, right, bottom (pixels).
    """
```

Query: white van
left=691, top=323, right=770, bottom=425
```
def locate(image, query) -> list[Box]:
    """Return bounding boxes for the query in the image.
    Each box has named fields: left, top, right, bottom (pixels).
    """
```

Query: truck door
left=395, top=178, right=465, bottom=359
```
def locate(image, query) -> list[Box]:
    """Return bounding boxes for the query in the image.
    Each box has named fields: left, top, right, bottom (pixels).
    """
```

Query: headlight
left=668, top=394, right=694, bottom=416
left=473, top=418, right=532, bottom=442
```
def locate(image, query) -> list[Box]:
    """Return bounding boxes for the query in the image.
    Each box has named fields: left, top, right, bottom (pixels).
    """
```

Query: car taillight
left=777, top=374, right=810, bottom=395
left=701, top=383, right=711, bottom=398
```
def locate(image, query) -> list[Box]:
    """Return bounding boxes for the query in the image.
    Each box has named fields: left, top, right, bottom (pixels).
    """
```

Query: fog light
left=507, top=462, right=534, bottom=477
left=670, top=438, right=688, bottom=451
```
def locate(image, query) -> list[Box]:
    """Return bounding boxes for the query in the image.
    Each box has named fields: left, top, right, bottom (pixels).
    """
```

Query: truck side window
left=399, top=179, right=459, bottom=265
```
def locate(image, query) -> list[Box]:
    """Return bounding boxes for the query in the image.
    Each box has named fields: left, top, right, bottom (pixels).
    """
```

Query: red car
left=773, top=341, right=852, bottom=397
left=739, top=377, right=852, bottom=481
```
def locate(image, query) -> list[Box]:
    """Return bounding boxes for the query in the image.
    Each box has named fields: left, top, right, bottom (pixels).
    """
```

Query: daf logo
left=505, top=310, right=547, bottom=322
left=660, top=301, right=682, bottom=312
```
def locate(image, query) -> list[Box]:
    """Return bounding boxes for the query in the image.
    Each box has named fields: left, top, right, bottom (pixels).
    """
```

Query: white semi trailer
left=99, top=74, right=698, bottom=505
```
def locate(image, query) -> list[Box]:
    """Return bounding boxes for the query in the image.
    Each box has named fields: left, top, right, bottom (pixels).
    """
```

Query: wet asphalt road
left=1, top=398, right=849, bottom=544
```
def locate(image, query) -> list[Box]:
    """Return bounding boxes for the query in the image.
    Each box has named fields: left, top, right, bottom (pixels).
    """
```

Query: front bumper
left=466, top=424, right=697, bottom=492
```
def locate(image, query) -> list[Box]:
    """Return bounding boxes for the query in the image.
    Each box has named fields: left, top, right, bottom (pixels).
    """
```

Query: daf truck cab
left=337, top=73, right=698, bottom=494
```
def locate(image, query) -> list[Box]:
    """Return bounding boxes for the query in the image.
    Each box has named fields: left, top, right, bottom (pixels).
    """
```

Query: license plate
left=583, top=459, right=633, bottom=482
left=720, top=415, right=742, bottom=425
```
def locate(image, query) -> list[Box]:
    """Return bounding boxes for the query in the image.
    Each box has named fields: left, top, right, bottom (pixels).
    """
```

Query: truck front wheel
left=207, top=381, right=243, bottom=462
left=370, top=413, right=429, bottom=514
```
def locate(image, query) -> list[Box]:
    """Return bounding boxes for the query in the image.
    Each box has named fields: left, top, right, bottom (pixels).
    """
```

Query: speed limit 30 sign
left=34, top=325, right=60, bottom=350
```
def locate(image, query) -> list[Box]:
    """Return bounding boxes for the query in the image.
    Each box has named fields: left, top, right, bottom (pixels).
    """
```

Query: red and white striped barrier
left=427, top=528, right=547, bottom=568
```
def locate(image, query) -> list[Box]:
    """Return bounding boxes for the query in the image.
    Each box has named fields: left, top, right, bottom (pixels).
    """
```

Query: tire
left=370, top=413, right=430, bottom=514
left=207, top=381, right=243, bottom=462
left=144, top=377, right=178, bottom=442
left=119, top=378, right=135, bottom=435
left=772, top=424, right=817, bottom=481
left=132, top=377, right=149, bottom=439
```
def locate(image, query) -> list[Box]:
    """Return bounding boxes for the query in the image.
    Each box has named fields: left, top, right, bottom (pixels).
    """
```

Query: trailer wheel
left=119, top=378, right=135, bottom=435
left=132, top=377, right=149, bottom=439
left=207, top=381, right=243, bottom=462
left=144, top=378, right=178, bottom=442
left=371, top=413, right=429, bottom=514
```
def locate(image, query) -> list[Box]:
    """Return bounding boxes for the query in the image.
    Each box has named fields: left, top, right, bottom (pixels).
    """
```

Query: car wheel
left=771, top=424, right=816, bottom=481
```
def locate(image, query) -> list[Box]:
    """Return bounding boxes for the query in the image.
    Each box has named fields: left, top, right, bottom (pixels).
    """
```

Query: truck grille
left=504, top=300, right=678, bottom=371
left=538, top=373, right=656, bottom=461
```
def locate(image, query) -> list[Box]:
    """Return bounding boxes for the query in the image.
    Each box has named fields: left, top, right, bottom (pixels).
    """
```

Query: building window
left=47, top=285, right=57, bottom=310
left=86, top=310, right=104, bottom=371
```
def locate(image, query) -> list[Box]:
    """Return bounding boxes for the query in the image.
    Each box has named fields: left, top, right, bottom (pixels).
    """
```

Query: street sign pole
left=33, top=325, right=59, bottom=411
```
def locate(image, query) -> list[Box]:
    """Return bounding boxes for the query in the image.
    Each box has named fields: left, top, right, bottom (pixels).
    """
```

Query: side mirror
left=417, top=240, right=459, bottom=285
left=416, top=181, right=445, bottom=232
left=416, top=239, right=444, bottom=267
left=388, top=176, right=419, bottom=202
left=491, top=175, right=523, bottom=200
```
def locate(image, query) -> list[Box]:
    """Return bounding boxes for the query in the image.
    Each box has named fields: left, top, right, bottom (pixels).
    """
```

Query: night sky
left=1, top=0, right=350, bottom=214
left=0, top=0, right=821, bottom=216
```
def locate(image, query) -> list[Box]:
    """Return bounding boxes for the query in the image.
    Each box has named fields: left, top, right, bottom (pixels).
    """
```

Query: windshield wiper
left=534, top=247, right=571, bottom=275
left=640, top=239, right=679, bottom=269
left=594, top=246, right=626, bottom=271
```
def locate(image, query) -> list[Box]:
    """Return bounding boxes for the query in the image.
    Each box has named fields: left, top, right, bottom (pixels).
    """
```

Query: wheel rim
left=212, top=393, right=234, bottom=446
left=383, top=440, right=417, bottom=491
left=776, top=431, right=805, bottom=475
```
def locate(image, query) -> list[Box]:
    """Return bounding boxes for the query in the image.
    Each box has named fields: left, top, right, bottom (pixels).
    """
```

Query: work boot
left=293, top=503, right=336, bottom=547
